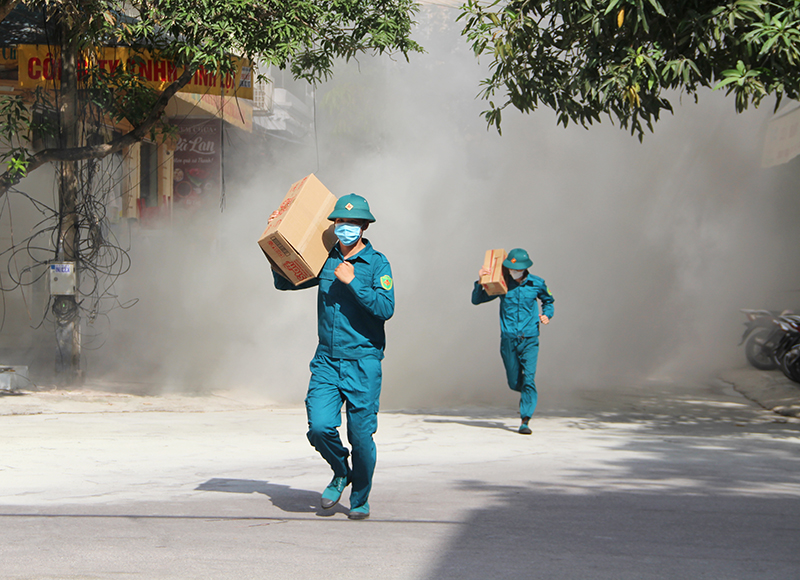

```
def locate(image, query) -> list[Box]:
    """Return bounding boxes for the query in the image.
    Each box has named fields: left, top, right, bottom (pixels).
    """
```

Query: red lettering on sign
left=42, top=53, right=59, bottom=80
left=194, top=66, right=218, bottom=87
left=153, top=60, right=168, bottom=82
left=27, top=57, right=41, bottom=79
left=138, top=59, right=153, bottom=81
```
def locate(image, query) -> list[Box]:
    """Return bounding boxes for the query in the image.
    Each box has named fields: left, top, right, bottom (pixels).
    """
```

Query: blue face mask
left=334, top=222, right=363, bottom=246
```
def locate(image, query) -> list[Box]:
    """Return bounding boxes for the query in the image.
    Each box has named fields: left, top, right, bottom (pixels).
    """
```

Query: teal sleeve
left=472, top=281, right=497, bottom=305
left=272, top=268, right=319, bottom=291
left=347, top=258, right=395, bottom=321
left=539, top=283, right=554, bottom=318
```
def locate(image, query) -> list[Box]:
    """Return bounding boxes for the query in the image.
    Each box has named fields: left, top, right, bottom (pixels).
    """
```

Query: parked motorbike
left=772, top=314, right=800, bottom=383
left=739, top=309, right=785, bottom=370
left=781, top=343, right=800, bottom=383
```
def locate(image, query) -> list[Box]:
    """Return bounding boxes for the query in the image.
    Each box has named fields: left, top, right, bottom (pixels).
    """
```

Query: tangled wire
left=0, top=152, right=138, bottom=346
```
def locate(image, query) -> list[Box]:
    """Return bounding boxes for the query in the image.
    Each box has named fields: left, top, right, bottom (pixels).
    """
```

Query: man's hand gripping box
left=258, top=174, right=337, bottom=285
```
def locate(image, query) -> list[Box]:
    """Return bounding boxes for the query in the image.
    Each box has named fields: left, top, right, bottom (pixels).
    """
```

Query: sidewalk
left=0, top=382, right=279, bottom=416
left=1, top=367, right=799, bottom=418
left=718, top=366, right=800, bottom=418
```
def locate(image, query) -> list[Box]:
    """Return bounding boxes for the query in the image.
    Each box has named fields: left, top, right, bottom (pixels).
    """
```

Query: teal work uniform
left=472, top=274, right=554, bottom=419
left=273, top=239, right=394, bottom=509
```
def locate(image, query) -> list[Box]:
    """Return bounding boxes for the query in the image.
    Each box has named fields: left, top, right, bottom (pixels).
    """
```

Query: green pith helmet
left=503, top=248, right=533, bottom=270
left=327, top=193, right=376, bottom=222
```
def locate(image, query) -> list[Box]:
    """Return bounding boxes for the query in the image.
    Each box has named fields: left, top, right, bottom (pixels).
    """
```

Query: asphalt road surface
left=1, top=379, right=799, bottom=579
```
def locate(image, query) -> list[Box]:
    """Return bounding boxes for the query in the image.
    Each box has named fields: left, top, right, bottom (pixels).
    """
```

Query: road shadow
left=423, top=417, right=518, bottom=433
left=419, top=482, right=800, bottom=580
left=414, top=383, right=800, bottom=579
left=195, top=478, right=346, bottom=517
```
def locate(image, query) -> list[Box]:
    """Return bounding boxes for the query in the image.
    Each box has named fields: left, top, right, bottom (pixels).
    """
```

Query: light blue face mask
left=334, top=222, right=363, bottom=246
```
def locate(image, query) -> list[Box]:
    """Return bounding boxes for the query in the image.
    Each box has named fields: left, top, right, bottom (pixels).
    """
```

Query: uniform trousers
left=306, top=353, right=382, bottom=508
left=500, top=336, right=539, bottom=419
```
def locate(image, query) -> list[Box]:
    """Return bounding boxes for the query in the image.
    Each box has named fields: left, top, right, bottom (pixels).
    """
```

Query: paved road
left=1, top=374, right=799, bottom=579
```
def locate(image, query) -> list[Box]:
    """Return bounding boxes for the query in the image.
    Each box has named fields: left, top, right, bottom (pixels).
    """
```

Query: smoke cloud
left=4, top=6, right=800, bottom=412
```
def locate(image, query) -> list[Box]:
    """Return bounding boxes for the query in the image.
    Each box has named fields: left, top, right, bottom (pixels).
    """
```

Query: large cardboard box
left=480, top=248, right=508, bottom=296
left=258, top=174, right=337, bottom=285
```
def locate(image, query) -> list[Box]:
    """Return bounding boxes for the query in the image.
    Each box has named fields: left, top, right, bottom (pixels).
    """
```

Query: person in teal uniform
left=472, top=248, right=554, bottom=435
left=271, top=193, right=394, bottom=520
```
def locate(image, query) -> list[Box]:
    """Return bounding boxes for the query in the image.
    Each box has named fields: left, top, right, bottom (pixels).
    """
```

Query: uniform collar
left=334, top=239, right=375, bottom=262
left=509, top=274, right=531, bottom=288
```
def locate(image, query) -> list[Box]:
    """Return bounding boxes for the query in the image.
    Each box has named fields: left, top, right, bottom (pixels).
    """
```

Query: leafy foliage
left=0, top=88, right=51, bottom=177
left=459, top=0, right=800, bottom=139
left=0, top=0, right=422, bottom=187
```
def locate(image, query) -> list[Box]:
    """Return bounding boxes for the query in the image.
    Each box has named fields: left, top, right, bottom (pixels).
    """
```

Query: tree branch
left=0, top=0, right=20, bottom=23
left=0, top=65, right=197, bottom=199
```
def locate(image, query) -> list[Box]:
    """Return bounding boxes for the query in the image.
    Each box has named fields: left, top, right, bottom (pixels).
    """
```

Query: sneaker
left=320, top=476, right=349, bottom=509
left=518, top=418, right=532, bottom=435
left=348, top=502, right=370, bottom=520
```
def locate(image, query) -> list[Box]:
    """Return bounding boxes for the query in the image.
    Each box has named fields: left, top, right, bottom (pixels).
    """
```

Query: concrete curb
left=719, top=367, right=800, bottom=418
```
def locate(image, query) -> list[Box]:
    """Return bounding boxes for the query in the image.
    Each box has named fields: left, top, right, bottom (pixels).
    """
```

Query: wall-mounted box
left=49, top=262, right=76, bottom=295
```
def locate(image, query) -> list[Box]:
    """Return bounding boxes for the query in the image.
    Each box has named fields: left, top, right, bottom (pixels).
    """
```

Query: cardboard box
left=480, top=249, right=507, bottom=296
left=258, top=174, right=337, bottom=285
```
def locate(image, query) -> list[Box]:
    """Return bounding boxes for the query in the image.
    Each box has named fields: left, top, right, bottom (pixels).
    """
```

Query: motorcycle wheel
left=780, top=345, right=800, bottom=383
left=744, top=328, right=779, bottom=370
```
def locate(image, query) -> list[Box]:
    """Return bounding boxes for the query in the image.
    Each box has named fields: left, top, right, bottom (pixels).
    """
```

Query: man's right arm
left=272, top=268, right=319, bottom=291
left=472, top=281, right=496, bottom=305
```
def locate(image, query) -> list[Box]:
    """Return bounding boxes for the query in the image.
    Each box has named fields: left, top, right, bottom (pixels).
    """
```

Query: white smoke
left=9, top=6, right=798, bottom=411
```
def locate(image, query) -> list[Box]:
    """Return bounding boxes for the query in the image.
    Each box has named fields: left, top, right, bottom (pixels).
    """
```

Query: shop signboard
left=172, top=119, right=222, bottom=211
left=17, top=45, right=253, bottom=100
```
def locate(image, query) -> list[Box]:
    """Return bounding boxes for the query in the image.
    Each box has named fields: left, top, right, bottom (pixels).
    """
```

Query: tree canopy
left=459, top=0, right=800, bottom=139
left=0, top=0, right=422, bottom=194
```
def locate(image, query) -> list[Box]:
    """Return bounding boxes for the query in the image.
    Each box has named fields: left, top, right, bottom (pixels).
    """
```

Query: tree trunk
left=54, top=30, right=82, bottom=386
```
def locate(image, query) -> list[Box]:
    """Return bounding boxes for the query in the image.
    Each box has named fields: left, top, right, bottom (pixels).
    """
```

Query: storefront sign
left=17, top=45, right=253, bottom=100
left=172, top=119, right=222, bottom=211
left=0, top=46, right=16, bottom=69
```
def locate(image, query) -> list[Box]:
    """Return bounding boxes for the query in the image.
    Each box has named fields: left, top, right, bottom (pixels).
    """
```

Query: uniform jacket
left=472, top=274, right=554, bottom=338
left=273, top=239, right=394, bottom=360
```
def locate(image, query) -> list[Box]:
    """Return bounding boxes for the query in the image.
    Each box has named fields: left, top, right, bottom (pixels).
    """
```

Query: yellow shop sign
left=17, top=45, right=253, bottom=100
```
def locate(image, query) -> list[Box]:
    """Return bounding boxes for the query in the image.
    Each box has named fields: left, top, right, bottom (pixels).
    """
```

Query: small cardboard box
left=480, top=249, right=508, bottom=296
left=258, top=174, right=337, bottom=285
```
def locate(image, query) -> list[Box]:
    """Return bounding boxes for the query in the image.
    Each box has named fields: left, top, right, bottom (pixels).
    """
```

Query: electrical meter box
left=49, top=262, right=76, bottom=295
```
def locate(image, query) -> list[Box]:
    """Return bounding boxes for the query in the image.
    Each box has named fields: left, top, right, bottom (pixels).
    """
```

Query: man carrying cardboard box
left=472, top=248, right=554, bottom=435
left=270, top=193, right=394, bottom=520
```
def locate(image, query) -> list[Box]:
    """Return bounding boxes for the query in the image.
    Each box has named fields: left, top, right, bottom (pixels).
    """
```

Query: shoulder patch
left=380, top=275, right=393, bottom=290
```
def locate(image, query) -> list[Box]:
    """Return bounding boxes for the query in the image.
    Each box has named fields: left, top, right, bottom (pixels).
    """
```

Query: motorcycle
left=772, top=314, right=800, bottom=383
left=739, top=309, right=786, bottom=370
left=781, top=343, right=800, bottom=383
